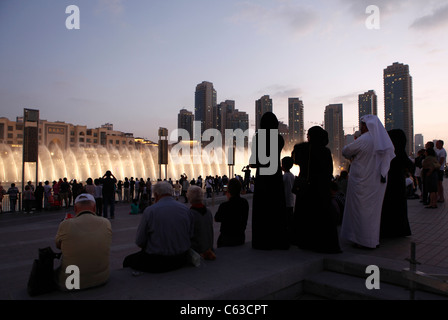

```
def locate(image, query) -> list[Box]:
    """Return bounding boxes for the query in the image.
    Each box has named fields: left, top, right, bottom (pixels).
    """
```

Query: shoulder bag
left=27, top=247, right=61, bottom=296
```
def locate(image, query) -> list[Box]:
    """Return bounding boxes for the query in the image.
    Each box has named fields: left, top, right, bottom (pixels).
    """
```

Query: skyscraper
left=324, top=104, right=344, bottom=169
left=195, top=81, right=217, bottom=135
left=255, top=95, right=273, bottom=130
left=219, top=100, right=249, bottom=146
left=358, top=90, right=377, bottom=129
left=177, top=108, right=194, bottom=142
left=278, top=121, right=289, bottom=144
left=219, top=100, right=236, bottom=136
left=384, top=62, right=414, bottom=155
left=228, top=110, right=249, bottom=133
left=288, top=97, right=305, bottom=146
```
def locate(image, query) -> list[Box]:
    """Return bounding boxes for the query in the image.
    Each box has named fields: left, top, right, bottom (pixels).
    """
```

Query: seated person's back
left=187, top=185, right=215, bottom=259
left=215, top=178, right=249, bottom=247
left=123, top=181, right=194, bottom=273
left=136, top=195, right=193, bottom=256
left=55, top=193, right=112, bottom=290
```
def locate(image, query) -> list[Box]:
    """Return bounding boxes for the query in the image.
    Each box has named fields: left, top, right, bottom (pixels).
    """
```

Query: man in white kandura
left=340, top=114, right=395, bottom=249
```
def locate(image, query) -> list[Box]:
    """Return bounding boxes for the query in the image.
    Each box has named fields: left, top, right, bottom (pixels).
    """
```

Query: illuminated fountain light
left=0, top=142, right=300, bottom=185
left=0, top=144, right=21, bottom=183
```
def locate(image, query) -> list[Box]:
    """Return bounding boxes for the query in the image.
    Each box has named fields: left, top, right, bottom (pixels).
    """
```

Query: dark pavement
left=1, top=180, right=448, bottom=305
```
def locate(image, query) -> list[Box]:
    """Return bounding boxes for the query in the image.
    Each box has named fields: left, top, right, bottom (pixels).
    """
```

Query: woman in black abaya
left=291, top=126, right=341, bottom=253
left=250, top=112, right=289, bottom=250
left=380, top=129, right=413, bottom=238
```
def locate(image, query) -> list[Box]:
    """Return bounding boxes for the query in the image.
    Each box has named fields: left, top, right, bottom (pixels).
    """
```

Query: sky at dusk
left=1, top=0, right=448, bottom=147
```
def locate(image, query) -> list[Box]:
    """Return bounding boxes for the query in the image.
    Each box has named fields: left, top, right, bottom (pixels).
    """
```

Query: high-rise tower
left=384, top=62, right=414, bottom=154
left=195, top=81, right=217, bottom=135
left=255, top=95, right=273, bottom=131
left=177, top=109, right=194, bottom=142
left=358, top=90, right=377, bottom=129
left=324, top=103, right=344, bottom=169
left=288, top=97, right=305, bottom=146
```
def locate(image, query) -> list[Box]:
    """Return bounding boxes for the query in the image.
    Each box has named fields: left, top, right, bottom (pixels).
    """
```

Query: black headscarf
left=308, top=126, right=329, bottom=147
left=388, top=128, right=414, bottom=173
left=388, top=129, right=406, bottom=155
left=260, top=112, right=279, bottom=130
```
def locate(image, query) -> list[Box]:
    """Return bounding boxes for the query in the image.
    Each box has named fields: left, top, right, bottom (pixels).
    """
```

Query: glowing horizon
left=1, top=1, right=447, bottom=151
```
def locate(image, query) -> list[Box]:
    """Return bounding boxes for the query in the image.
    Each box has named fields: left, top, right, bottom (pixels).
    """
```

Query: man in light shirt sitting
left=55, top=193, right=112, bottom=290
left=123, top=181, right=194, bottom=273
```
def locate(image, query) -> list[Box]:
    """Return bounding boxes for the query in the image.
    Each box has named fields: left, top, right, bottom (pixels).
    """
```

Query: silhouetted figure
left=215, top=178, right=249, bottom=248
left=291, top=126, right=341, bottom=253
left=250, top=112, right=289, bottom=250
left=380, top=129, right=413, bottom=238
left=34, top=182, right=44, bottom=212
left=102, top=171, right=117, bottom=219
left=281, top=156, right=295, bottom=242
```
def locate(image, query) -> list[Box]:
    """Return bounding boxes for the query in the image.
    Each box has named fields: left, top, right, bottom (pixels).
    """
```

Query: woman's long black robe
left=291, top=142, right=341, bottom=253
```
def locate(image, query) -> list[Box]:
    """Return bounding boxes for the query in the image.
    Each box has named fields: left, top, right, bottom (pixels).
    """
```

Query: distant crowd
left=0, top=169, right=256, bottom=215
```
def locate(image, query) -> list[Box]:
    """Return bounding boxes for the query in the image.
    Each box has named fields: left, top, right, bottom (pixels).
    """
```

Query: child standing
left=94, top=179, right=103, bottom=216
left=281, top=156, right=296, bottom=241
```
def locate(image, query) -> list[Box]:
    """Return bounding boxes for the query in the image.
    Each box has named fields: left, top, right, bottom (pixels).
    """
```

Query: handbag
left=292, top=147, right=311, bottom=195
left=27, top=247, right=61, bottom=297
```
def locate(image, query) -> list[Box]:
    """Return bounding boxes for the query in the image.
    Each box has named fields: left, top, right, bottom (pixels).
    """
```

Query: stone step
left=324, top=256, right=409, bottom=287
left=324, top=254, right=448, bottom=297
left=302, top=270, right=448, bottom=300
left=298, top=255, right=448, bottom=300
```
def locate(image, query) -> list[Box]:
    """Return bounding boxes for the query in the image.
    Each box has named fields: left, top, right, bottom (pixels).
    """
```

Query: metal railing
left=1, top=193, right=22, bottom=213
left=0, top=193, right=47, bottom=213
left=402, top=242, right=448, bottom=299
left=1, top=191, right=128, bottom=213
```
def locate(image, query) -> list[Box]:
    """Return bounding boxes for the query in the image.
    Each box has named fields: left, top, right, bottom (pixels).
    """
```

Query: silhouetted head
left=281, top=156, right=294, bottom=171
left=227, top=178, right=242, bottom=197
left=426, top=148, right=436, bottom=157
left=260, top=112, right=278, bottom=130
left=388, top=129, right=406, bottom=154
left=308, top=126, right=329, bottom=147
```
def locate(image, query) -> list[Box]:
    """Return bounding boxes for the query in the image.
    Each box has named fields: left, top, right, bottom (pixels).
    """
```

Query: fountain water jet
left=0, top=144, right=256, bottom=184
left=0, top=141, right=301, bottom=186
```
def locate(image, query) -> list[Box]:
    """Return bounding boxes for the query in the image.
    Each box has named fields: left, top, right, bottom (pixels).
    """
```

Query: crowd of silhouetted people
left=0, top=170, right=256, bottom=215
left=7, top=113, right=448, bottom=296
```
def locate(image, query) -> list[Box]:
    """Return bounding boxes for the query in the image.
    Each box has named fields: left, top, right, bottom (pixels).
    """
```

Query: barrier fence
left=0, top=191, right=135, bottom=213
left=1, top=193, right=23, bottom=213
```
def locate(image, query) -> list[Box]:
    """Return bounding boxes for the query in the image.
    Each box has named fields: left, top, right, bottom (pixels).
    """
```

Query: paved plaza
left=1, top=179, right=448, bottom=303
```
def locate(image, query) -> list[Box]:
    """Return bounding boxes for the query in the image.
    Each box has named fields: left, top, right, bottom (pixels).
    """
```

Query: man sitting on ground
left=123, top=181, right=194, bottom=273
left=55, top=193, right=112, bottom=291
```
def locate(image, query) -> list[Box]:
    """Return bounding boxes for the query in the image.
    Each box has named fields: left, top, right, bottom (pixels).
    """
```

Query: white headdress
left=360, top=114, right=395, bottom=179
